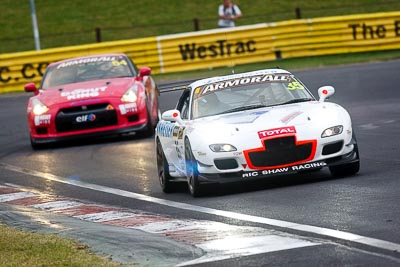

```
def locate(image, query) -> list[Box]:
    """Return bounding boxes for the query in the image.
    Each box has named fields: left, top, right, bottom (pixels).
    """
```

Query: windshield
left=41, top=55, right=135, bottom=88
left=191, top=73, right=315, bottom=119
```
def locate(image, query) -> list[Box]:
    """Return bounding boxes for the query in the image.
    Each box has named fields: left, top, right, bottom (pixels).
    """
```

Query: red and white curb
left=0, top=184, right=320, bottom=265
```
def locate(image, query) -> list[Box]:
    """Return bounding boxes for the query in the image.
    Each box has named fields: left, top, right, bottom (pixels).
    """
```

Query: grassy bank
left=2, top=0, right=400, bottom=53
left=0, top=224, right=119, bottom=267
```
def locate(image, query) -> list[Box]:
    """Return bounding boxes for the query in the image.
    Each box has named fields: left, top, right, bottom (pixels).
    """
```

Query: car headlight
left=209, top=144, right=237, bottom=152
left=32, top=99, right=49, bottom=116
left=121, top=85, right=138, bottom=102
left=321, top=125, right=343, bottom=138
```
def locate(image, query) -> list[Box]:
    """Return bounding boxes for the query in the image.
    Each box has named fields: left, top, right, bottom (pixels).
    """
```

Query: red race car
left=24, top=53, right=160, bottom=149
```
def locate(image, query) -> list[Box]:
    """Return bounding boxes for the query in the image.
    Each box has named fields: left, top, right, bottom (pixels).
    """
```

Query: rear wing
left=158, top=78, right=199, bottom=93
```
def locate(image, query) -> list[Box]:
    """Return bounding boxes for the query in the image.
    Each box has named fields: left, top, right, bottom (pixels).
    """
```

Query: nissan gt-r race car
left=25, top=53, right=160, bottom=149
left=156, top=69, right=360, bottom=197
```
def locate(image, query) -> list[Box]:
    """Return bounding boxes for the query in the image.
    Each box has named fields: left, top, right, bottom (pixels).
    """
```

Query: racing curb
left=0, top=183, right=320, bottom=266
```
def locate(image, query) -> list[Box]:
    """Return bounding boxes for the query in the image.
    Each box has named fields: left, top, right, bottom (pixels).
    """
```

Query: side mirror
left=162, top=109, right=183, bottom=124
left=139, top=67, right=151, bottom=77
left=318, top=86, right=335, bottom=102
left=24, top=83, right=39, bottom=95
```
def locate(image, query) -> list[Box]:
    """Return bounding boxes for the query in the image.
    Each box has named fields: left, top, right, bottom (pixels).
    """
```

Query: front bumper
left=197, top=147, right=359, bottom=184
left=31, top=123, right=147, bottom=144
left=28, top=98, right=150, bottom=144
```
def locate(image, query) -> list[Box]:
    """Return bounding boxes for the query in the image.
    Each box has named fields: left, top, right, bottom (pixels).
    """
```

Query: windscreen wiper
left=218, top=104, right=268, bottom=115
left=277, top=98, right=314, bottom=105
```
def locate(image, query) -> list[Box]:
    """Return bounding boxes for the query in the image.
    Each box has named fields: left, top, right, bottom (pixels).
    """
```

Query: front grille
left=55, top=103, right=118, bottom=133
left=246, top=136, right=314, bottom=168
left=59, top=103, right=110, bottom=114
left=322, top=140, right=343, bottom=155
left=214, top=159, right=238, bottom=170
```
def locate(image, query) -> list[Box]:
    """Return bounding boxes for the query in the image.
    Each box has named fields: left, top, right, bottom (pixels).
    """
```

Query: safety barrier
left=157, top=11, right=400, bottom=73
left=1, top=11, right=400, bottom=93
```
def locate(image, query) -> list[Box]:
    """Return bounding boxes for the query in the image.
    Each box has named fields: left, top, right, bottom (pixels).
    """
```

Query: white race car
left=156, top=69, right=360, bottom=197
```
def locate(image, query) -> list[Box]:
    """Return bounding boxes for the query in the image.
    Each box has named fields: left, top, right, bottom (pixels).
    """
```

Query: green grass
left=0, top=224, right=120, bottom=267
left=1, top=0, right=400, bottom=53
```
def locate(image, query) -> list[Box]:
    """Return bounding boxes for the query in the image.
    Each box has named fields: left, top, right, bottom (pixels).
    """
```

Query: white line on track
left=31, top=200, right=84, bottom=211
left=1, top=162, right=400, bottom=254
left=74, top=210, right=137, bottom=222
left=0, top=191, right=37, bottom=202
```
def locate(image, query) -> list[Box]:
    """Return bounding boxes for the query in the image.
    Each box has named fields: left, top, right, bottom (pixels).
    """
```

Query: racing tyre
left=185, top=139, right=205, bottom=197
left=30, top=136, right=42, bottom=150
left=156, top=138, right=175, bottom=193
left=329, top=144, right=360, bottom=177
left=139, top=104, right=156, bottom=138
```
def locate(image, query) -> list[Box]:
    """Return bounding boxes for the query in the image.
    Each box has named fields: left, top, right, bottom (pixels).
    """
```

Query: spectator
left=218, top=0, right=242, bottom=28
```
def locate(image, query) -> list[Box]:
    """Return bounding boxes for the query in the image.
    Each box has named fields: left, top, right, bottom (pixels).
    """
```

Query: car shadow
left=169, top=169, right=362, bottom=198
left=31, top=132, right=153, bottom=150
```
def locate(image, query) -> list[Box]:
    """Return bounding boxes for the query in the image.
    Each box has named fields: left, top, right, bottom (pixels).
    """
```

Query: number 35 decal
left=287, top=81, right=304, bottom=90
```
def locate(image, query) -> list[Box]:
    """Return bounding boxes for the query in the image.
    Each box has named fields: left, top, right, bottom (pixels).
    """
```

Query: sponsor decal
left=177, top=127, right=184, bottom=139
left=34, top=114, right=51, bottom=126
left=111, top=59, right=128, bottom=66
left=175, top=140, right=184, bottom=160
left=172, top=126, right=180, bottom=137
left=119, top=103, right=137, bottom=115
left=76, top=114, right=96, bottom=123
left=258, top=126, right=296, bottom=139
left=287, top=81, right=305, bottom=90
left=242, top=161, right=326, bottom=178
left=179, top=40, right=256, bottom=61
left=156, top=122, right=175, bottom=137
left=199, top=74, right=291, bottom=96
left=0, top=62, right=49, bottom=84
left=220, top=110, right=268, bottom=124
left=57, top=56, right=117, bottom=69
left=172, top=126, right=185, bottom=139
left=280, top=112, right=303, bottom=124
left=349, top=21, right=400, bottom=40
left=197, top=151, right=207, bottom=156
left=61, top=86, right=107, bottom=100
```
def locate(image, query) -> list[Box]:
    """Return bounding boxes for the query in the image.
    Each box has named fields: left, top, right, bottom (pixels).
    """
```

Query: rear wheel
left=329, top=144, right=360, bottom=177
left=156, top=138, right=174, bottom=193
left=184, top=139, right=205, bottom=197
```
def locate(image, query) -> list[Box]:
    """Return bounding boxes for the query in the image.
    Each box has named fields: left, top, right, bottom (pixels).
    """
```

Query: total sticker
left=119, top=103, right=137, bottom=115
left=34, top=114, right=51, bottom=126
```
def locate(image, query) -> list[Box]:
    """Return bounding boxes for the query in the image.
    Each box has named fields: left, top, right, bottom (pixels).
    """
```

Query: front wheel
left=156, top=139, right=175, bottom=193
left=139, top=104, right=156, bottom=137
left=184, top=139, right=204, bottom=197
left=30, top=136, right=43, bottom=150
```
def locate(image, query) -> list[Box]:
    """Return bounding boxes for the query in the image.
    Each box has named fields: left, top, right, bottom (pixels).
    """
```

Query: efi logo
left=76, top=114, right=96, bottom=123
left=88, top=114, right=96, bottom=121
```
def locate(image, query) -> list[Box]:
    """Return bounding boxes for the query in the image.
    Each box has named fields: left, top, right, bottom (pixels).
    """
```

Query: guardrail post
left=295, top=7, right=301, bottom=19
left=193, top=18, right=200, bottom=31
left=95, top=27, right=102, bottom=43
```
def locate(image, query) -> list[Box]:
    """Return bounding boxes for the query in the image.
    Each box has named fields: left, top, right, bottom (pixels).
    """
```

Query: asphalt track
left=0, top=60, right=400, bottom=266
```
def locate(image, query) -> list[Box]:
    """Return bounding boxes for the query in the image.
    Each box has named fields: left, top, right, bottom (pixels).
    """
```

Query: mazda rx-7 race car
left=155, top=69, right=360, bottom=197
left=25, top=53, right=159, bottom=149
